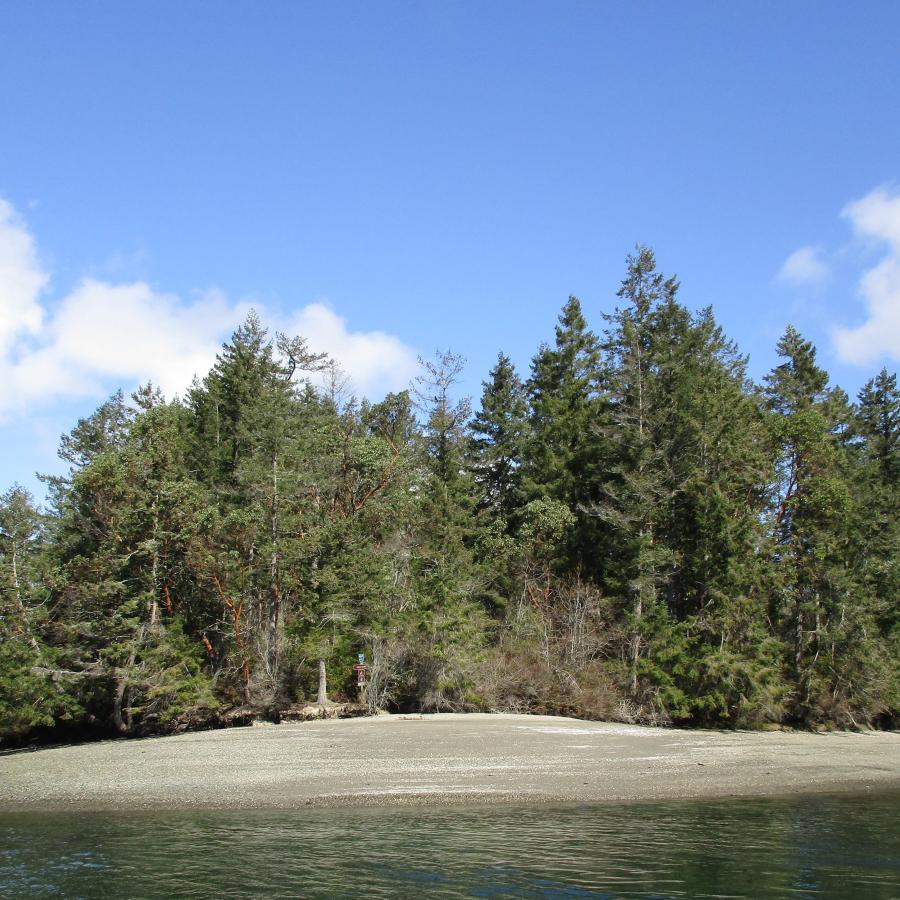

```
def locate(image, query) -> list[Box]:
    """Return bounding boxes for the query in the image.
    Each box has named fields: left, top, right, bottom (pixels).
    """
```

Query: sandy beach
left=1, top=713, right=898, bottom=812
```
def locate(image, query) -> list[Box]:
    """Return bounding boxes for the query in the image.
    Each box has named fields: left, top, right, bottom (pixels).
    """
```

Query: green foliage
left=524, top=296, right=605, bottom=571
left=3, top=266, right=897, bottom=743
left=0, top=640, right=62, bottom=739
left=0, top=486, right=81, bottom=741
left=763, top=328, right=896, bottom=724
left=470, top=352, right=528, bottom=525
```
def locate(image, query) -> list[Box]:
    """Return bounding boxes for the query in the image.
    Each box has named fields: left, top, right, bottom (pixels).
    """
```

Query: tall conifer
left=470, top=352, right=528, bottom=526
left=524, top=296, right=604, bottom=571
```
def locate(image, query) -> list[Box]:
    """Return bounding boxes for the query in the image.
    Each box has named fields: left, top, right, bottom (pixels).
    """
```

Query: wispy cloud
left=778, top=245, right=829, bottom=286
left=0, top=198, right=418, bottom=419
left=833, top=186, right=900, bottom=365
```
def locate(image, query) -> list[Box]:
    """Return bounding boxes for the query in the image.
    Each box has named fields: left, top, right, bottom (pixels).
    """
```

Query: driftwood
left=279, top=703, right=368, bottom=722
left=178, top=702, right=368, bottom=731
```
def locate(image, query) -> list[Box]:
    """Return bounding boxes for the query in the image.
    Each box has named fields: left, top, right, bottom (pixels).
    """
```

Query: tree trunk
left=112, top=681, right=127, bottom=732
left=267, top=452, right=280, bottom=686
left=149, top=495, right=160, bottom=627
left=317, top=658, right=328, bottom=706
left=10, top=540, right=41, bottom=654
left=112, top=676, right=131, bottom=734
left=112, top=629, right=143, bottom=734
left=630, top=598, right=641, bottom=696
left=630, top=529, right=648, bottom=696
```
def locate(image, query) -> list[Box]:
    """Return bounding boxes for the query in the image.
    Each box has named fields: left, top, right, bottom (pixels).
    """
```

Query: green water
left=1, top=795, right=898, bottom=898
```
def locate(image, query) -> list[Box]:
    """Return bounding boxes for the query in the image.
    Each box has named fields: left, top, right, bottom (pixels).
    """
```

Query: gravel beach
left=1, top=713, right=898, bottom=811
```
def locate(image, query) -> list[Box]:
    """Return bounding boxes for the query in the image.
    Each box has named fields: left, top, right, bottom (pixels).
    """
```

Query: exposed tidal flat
left=1, top=713, right=898, bottom=811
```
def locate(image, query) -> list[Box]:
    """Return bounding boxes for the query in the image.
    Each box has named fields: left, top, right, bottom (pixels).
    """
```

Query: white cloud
left=843, top=187, right=900, bottom=252
left=0, top=199, right=48, bottom=351
left=0, top=199, right=418, bottom=418
left=284, top=303, right=418, bottom=398
left=778, top=245, right=829, bottom=286
left=833, top=186, right=900, bottom=365
left=4, top=281, right=246, bottom=410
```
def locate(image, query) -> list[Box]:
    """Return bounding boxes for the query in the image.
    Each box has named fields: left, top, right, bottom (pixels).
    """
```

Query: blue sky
left=2, top=2, right=899, bottom=499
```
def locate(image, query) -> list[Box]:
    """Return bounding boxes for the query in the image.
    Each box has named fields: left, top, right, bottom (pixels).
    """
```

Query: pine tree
left=0, top=486, right=78, bottom=740
left=470, top=352, right=528, bottom=526
left=593, top=247, right=681, bottom=702
left=856, top=368, right=900, bottom=482
left=524, top=296, right=604, bottom=571
left=0, top=487, right=46, bottom=653
left=290, top=388, right=415, bottom=707
left=408, top=351, right=489, bottom=708
left=763, top=327, right=869, bottom=722
left=4, top=293, right=896, bottom=739
left=188, top=315, right=328, bottom=703
left=49, top=394, right=217, bottom=734
left=855, top=370, right=899, bottom=630
left=652, top=309, right=782, bottom=724
left=849, top=369, right=900, bottom=720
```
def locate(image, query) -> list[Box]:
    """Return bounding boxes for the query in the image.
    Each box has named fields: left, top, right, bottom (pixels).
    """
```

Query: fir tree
left=652, top=309, right=781, bottom=724
left=524, top=296, right=604, bottom=571
left=51, top=396, right=217, bottom=734
left=0, top=486, right=78, bottom=739
left=3, top=285, right=896, bottom=741
left=189, top=315, right=329, bottom=702
left=470, top=352, right=528, bottom=526
left=409, top=351, right=488, bottom=708
left=763, top=327, right=872, bottom=722
left=850, top=370, right=900, bottom=718
left=593, top=247, right=681, bottom=700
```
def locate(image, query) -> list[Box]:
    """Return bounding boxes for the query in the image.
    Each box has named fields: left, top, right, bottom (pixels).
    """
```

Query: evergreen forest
left=2, top=247, right=898, bottom=744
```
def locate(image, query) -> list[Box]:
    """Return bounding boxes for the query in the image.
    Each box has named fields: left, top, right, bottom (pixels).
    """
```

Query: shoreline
left=2, top=713, right=898, bottom=812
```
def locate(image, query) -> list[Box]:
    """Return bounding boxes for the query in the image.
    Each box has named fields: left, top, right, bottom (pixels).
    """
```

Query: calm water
left=1, top=795, right=898, bottom=899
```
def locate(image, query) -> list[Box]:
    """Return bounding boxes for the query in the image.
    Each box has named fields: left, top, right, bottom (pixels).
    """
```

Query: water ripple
left=1, top=795, right=898, bottom=899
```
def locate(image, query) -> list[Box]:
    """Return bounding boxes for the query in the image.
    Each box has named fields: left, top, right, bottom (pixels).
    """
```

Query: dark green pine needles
left=1, top=249, right=897, bottom=743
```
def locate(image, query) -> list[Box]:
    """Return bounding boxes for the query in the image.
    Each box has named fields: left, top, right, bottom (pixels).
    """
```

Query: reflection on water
left=1, top=794, right=898, bottom=898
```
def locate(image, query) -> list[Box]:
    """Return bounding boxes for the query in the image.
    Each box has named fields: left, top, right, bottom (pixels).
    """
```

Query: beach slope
left=2, top=713, right=898, bottom=811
